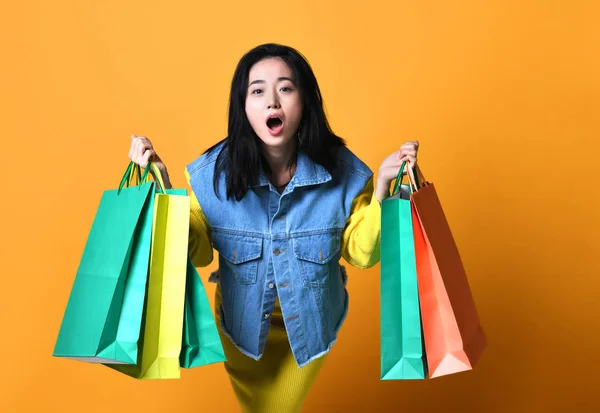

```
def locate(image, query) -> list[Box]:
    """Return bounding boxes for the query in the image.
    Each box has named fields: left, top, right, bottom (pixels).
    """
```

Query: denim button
left=268, top=282, right=275, bottom=289
left=264, top=313, right=270, bottom=319
left=273, top=249, right=281, bottom=256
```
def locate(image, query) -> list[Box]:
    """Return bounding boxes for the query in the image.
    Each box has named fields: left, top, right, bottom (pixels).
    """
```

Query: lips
left=266, top=114, right=284, bottom=135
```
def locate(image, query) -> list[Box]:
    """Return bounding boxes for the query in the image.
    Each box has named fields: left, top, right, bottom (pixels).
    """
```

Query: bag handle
left=414, top=163, right=428, bottom=187
left=391, top=161, right=420, bottom=196
left=117, top=161, right=165, bottom=194
left=150, top=163, right=167, bottom=194
left=126, top=163, right=144, bottom=187
left=118, top=162, right=151, bottom=194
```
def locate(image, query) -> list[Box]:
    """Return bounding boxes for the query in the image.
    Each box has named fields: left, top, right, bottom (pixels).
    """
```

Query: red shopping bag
left=408, top=166, right=487, bottom=378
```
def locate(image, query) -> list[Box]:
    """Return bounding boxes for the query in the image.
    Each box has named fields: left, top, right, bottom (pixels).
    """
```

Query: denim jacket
left=186, top=143, right=372, bottom=367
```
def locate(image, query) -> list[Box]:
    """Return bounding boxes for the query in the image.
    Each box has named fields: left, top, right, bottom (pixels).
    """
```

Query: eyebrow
left=248, top=77, right=296, bottom=87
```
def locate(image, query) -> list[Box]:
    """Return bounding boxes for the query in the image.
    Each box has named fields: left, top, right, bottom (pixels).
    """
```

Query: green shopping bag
left=53, top=163, right=155, bottom=364
left=180, top=259, right=226, bottom=368
left=380, top=162, right=427, bottom=380
left=107, top=165, right=190, bottom=379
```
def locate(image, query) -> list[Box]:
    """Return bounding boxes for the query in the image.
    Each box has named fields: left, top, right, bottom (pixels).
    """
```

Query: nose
left=266, top=92, right=280, bottom=110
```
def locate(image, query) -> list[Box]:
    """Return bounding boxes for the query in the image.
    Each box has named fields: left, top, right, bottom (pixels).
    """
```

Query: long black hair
left=205, top=43, right=346, bottom=201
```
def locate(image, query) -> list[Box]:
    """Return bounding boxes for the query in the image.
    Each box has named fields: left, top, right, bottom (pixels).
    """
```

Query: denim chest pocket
left=292, top=233, right=341, bottom=288
left=212, top=233, right=263, bottom=284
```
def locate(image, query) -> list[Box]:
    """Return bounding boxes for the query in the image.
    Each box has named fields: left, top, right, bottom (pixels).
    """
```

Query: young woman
left=128, top=43, right=419, bottom=413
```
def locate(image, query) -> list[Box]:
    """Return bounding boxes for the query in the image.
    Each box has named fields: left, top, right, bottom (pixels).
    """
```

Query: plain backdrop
left=1, top=1, right=598, bottom=412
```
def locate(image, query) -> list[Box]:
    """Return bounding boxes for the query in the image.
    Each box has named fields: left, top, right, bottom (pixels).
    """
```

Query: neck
left=261, top=139, right=297, bottom=179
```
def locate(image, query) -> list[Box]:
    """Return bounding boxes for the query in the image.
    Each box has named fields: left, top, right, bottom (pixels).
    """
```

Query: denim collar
left=254, top=151, right=332, bottom=188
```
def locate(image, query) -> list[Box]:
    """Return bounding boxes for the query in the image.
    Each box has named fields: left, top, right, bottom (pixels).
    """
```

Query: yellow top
left=184, top=169, right=381, bottom=269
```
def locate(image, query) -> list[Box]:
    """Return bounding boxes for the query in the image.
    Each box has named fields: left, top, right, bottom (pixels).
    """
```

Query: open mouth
left=266, top=116, right=284, bottom=131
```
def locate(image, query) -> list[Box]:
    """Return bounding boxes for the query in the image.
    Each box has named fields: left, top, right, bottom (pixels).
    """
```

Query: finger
left=398, top=155, right=415, bottom=172
left=381, top=151, right=407, bottom=172
left=400, top=143, right=418, bottom=151
left=380, top=167, right=402, bottom=182
left=129, top=134, right=138, bottom=158
left=400, top=149, right=417, bottom=157
left=137, top=141, right=151, bottom=166
left=137, top=136, right=151, bottom=147
left=388, top=156, right=407, bottom=174
left=132, top=138, right=139, bottom=161
left=132, top=134, right=147, bottom=147
left=393, top=162, right=411, bottom=179
left=134, top=139, right=144, bottom=164
left=140, top=149, right=155, bottom=169
left=128, top=139, right=134, bottom=160
left=137, top=138, right=151, bottom=156
left=140, top=141, right=153, bottom=161
left=388, top=153, right=406, bottom=167
left=140, top=137, right=153, bottom=153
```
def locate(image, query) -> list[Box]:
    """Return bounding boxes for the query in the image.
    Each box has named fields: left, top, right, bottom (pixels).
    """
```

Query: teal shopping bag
left=180, top=259, right=226, bottom=369
left=53, top=163, right=156, bottom=364
left=380, top=162, right=427, bottom=380
left=105, top=169, right=194, bottom=380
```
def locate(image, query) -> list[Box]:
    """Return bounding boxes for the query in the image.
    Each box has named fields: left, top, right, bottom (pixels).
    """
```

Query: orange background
left=1, top=1, right=599, bottom=412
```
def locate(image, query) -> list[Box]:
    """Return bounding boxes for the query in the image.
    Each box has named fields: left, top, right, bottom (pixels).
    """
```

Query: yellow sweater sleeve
left=341, top=176, right=381, bottom=269
left=185, top=169, right=214, bottom=267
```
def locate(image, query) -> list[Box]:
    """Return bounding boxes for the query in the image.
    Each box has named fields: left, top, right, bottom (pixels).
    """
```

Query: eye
left=280, top=86, right=293, bottom=92
left=251, top=89, right=263, bottom=95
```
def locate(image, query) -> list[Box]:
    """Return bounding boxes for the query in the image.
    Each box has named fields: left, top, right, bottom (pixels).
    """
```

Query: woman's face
left=245, top=57, right=303, bottom=149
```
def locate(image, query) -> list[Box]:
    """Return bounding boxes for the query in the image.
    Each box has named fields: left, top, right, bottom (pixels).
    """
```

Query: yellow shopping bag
left=107, top=164, right=190, bottom=379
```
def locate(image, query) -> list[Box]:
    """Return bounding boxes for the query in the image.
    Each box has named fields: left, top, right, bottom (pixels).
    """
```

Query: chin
left=257, top=133, right=295, bottom=148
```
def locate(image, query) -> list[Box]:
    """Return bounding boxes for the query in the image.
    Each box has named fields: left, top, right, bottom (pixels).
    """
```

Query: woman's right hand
left=129, top=134, right=172, bottom=189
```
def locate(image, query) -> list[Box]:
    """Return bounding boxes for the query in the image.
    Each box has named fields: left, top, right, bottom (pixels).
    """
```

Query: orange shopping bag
left=408, top=165, right=487, bottom=378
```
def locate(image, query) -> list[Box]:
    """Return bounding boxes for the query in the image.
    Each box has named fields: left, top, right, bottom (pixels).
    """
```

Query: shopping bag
left=380, top=161, right=427, bottom=380
left=180, top=259, right=226, bottom=368
left=409, top=165, right=487, bottom=378
left=53, top=163, right=155, bottom=364
left=108, top=164, right=190, bottom=379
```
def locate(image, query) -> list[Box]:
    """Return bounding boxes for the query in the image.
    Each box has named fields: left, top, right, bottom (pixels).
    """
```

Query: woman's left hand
left=375, top=140, right=419, bottom=202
